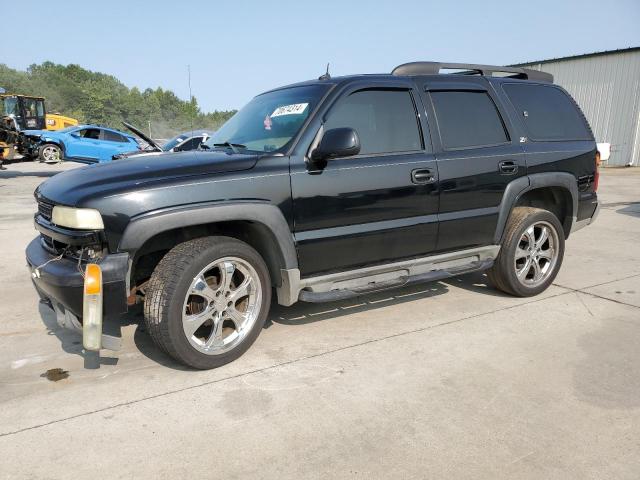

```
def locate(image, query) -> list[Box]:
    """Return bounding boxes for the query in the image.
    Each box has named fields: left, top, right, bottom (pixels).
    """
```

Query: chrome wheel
left=41, top=145, right=61, bottom=162
left=514, top=221, right=559, bottom=287
left=182, top=257, right=262, bottom=355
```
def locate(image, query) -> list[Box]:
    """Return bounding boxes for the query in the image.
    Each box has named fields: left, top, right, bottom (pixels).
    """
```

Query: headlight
left=51, top=206, right=104, bottom=229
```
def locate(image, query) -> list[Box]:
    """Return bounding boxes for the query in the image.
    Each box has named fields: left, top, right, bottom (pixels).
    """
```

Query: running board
left=276, top=245, right=500, bottom=306
left=297, top=259, right=493, bottom=303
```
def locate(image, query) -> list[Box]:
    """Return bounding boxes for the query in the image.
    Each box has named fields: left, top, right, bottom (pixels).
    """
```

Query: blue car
left=23, top=125, right=140, bottom=163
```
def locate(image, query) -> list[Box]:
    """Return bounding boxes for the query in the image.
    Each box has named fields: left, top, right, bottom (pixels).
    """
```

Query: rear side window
left=430, top=91, right=508, bottom=149
left=503, top=84, right=592, bottom=141
left=103, top=130, right=128, bottom=143
left=324, top=89, right=423, bottom=155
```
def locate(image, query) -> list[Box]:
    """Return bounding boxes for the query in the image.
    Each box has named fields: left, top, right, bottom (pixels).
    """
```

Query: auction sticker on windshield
left=271, top=103, right=308, bottom=117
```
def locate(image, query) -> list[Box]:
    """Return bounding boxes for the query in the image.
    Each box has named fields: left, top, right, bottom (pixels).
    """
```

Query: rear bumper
left=26, top=237, right=129, bottom=320
left=571, top=200, right=600, bottom=235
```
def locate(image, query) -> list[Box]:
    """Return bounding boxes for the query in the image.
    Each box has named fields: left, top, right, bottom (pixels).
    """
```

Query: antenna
left=188, top=65, right=194, bottom=134
left=318, top=63, right=331, bottom=81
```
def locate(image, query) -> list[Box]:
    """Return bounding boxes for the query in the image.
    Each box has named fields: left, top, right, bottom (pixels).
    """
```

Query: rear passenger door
left=422, top=78, right=526, bottom=251
left=65, top=127, right=103, bottom=161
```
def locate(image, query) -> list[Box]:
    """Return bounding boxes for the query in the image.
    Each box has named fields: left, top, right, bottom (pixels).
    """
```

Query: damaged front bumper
left=26, top=237, right=129, bottom=350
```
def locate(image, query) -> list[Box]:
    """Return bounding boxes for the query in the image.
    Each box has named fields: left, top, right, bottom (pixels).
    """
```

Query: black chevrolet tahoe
left=26, top=62, right=600, bottom=369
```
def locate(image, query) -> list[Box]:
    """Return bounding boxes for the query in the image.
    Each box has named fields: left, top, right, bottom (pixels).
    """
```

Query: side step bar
left=298, top=259, right=493, bottom=303
left=276, top=245, right=500, bottom=306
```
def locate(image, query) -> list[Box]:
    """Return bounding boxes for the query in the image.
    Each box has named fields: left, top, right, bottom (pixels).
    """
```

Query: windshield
left=204, top=84, right=330, bottom=153
left=51, top=126, right=79, bottom=133
left=163, top=134, right=187, bottom=151
left=3, top=97, right=18, bottom=116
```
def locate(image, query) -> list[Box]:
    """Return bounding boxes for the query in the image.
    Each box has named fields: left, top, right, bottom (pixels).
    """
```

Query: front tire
left=38, top=143, right=62, bottom=163
left=488, top=207, right=565, bottom=297
left=144, top=236, right=272, bottom=369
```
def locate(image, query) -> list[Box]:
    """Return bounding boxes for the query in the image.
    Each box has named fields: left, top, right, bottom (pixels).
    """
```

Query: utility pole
left=188, top=65, right=194, bottom=133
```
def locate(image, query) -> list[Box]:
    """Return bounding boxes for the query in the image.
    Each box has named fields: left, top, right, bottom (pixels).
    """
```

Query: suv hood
left=37, top=150, right=259, bottom=206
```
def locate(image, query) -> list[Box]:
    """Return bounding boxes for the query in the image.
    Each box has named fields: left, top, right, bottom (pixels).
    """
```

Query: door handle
left=411, top=168, right=437, bottom=184
left=498, top=160, right=518, bottom=175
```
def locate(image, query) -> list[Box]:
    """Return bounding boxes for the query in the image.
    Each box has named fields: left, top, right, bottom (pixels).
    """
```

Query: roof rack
left=391, top=62, right=553, bottom=83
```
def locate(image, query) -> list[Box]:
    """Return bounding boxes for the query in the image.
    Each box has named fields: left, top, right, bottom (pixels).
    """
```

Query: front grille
left=38, top=200, right=54, bottom=220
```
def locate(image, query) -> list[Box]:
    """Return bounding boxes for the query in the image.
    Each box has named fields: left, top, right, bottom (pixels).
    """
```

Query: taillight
left=594, top=152, right=600, bottom=191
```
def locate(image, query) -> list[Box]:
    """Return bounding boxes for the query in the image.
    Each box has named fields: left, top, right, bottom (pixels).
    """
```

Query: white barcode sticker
left=271, top=103, right=308, bottom=117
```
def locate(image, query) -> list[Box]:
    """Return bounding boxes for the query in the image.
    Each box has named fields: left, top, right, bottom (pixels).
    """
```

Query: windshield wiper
left=212, top=141, right=247, bottom=154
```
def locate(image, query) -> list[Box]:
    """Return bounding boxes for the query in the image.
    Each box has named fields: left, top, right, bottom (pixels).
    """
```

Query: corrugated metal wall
left=521, top=49, right=640, bottom=166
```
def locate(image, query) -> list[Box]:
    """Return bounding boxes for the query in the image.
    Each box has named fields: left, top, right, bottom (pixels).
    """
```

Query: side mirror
left=69, top=132, right=80, bottom=138
left=311, top=127, right=360, bottom=162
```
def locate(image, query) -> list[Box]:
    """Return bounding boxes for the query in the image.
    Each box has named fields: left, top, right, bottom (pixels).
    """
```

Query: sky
left=2, top=0, right=639, bottom=112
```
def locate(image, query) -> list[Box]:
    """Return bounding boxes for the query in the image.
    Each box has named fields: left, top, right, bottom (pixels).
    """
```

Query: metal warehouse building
left=514, top=47, right=640, bottom=167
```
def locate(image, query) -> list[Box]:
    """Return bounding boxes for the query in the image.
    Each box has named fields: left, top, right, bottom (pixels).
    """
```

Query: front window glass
left=204, top=84, right=330, bottom=153
left=23, top=98, right=39, bottom=117
left=324, top=89, right=423, bottom=155
left=3, top=97, right=18, bottom=116
left=77, top=128, right=100, bottom=139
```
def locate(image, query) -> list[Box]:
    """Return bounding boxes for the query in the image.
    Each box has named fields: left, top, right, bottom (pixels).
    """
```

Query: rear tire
left=488, top=207, right=565, bottom=297
left=144, top=236, right=271, bottom=369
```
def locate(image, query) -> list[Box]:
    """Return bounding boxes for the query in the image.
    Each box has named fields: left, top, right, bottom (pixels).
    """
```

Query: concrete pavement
left=0, top=161, right=638, bottom=479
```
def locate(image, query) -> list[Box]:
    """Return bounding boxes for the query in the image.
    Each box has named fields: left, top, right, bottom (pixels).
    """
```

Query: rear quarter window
left=103, top=130, right=128, bottom=143
left=502, top=83, right=592, bottom=141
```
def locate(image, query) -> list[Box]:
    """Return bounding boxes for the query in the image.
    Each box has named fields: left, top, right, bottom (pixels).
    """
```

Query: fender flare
left=493, top=172, right=578, bottom=243
left=118, top=201, right=298, bottom=270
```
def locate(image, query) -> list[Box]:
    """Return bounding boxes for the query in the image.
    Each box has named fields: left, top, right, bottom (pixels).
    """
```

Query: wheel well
left=515, top=187, right=573, bottom=237
left=129, top=221, right=286, bottom=290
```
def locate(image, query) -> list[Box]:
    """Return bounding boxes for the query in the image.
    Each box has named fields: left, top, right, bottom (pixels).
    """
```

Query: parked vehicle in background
left=112, top=122, right=215, bottom=159
left=1, top=93, right=46, bottom=130
left=46, top=113, right=79, bottom=131
left=0, top=91, right=80, bottom=160
left=163, top=130, right=215, bottom=152
left=27, top=61, right=600, bottom=369
left=1, top=93, right=46, bottom=160
left=23, top=125, right=140, bottom=163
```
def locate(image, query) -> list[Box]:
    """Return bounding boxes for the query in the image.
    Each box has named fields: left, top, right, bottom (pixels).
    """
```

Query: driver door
left=65, top=127, right=102, bottom=161
left=291, top=84, right=439, bottom=276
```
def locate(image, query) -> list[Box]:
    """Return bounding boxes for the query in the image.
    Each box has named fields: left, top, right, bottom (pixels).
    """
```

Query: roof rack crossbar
left=391, top=62, right=553, bottom=83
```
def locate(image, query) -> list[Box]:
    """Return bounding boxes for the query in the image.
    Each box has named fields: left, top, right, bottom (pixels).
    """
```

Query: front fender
left=118, top=201, right=298, bottom=270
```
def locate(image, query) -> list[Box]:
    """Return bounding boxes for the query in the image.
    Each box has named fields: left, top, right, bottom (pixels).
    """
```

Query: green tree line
left=0, top=62, right=235, bottom=138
